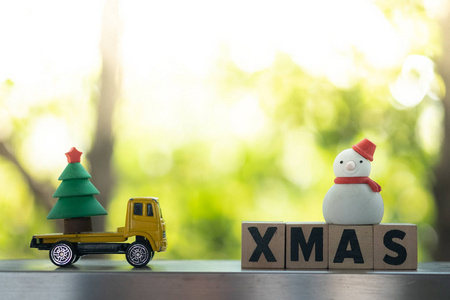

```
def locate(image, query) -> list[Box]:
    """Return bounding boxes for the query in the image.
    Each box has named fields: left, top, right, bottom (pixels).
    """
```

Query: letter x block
left=329, top=225, right=374, bottom=269
left=241, top=222, right=285, bottom=269
left=286, top=222, right=328, bottom=269
left=374, top=223, right=417, bottom=270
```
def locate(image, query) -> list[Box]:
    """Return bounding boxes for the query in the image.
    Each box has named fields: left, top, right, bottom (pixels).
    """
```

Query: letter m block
left=286, top=222, right=328, bottom=269
left=241, top=222, right=285, bottom=269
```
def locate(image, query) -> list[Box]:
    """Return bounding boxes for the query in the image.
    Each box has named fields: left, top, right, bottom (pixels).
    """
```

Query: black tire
left=126, top=241, right=154, bottom=267
left=72, top=254, right=80, bottom=264
left=49, top=241, right=75, bottom=267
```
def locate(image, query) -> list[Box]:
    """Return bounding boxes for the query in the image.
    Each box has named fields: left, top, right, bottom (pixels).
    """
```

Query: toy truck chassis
left=30, top=197, right=167, bottom=268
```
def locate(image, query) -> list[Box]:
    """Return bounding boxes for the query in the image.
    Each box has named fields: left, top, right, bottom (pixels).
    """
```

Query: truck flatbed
left=32, top=227, right=128, bottom=245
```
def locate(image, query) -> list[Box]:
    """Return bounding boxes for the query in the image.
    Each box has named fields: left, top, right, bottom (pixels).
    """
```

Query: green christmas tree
left=47, top=147, right=107, bottom=233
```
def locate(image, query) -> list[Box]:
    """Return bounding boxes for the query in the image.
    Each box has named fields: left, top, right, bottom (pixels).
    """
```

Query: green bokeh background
left=0, top=0, right=446, bottom=262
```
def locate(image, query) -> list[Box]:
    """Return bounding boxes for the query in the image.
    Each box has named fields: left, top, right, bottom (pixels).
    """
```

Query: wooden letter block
left=329, top=225, right=373, bottom=269
left=374, top=223, right=417, bottom=270
left=286, top=222, right=328, bottom=269
left=241, top=222, right=285, bottom=269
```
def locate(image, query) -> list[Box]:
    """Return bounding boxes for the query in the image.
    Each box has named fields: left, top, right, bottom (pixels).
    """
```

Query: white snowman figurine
left=323, top=138, right=384, bottom=225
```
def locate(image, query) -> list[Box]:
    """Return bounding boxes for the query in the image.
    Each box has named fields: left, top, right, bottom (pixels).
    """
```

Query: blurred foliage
left=109, top=52, right=441, bottom=261
left=0, top=1, right=445, bottom=263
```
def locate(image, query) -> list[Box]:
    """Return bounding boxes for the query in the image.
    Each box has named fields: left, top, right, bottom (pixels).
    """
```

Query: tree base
left=64, top=217, right=93, bottom=234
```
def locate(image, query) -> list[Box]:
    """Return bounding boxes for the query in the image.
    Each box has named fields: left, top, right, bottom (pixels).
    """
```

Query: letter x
left=248, top=227, right=277, bottom=262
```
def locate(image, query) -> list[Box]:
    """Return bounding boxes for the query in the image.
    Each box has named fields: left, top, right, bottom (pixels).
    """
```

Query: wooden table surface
left=1, top=259, right=449, bottom=299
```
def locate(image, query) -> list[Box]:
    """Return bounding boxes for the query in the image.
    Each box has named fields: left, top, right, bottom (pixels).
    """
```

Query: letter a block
left=241, top=222, right=285, bottom=269
left=329, top=225, right=373, bottom=269
left=374, top=224, right=417, bottom=270
left=286, top=222, right=328, bottom=269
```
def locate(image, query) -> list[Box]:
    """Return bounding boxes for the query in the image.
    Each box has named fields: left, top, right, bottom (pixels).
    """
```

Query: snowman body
left=322, top=148, right=384, bottom=225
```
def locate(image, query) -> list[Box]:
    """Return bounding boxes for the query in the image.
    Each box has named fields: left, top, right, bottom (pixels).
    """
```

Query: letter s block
left=374, top=224, right=417, bottom=270
left=241, top=222, right=285, bottom=269
left=286, top=222, right=328, bottom=269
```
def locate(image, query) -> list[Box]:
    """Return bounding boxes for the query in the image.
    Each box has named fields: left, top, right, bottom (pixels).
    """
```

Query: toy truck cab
left=30, top=197, right=167, bottom=268
left=123, top=197, right=167, bottom=253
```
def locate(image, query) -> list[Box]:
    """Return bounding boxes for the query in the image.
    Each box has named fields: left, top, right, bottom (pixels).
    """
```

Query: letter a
left=333, top=229, right=364, bottom=264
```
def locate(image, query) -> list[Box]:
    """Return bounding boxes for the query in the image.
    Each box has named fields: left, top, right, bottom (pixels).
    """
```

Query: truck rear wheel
left=126, top=241, right=154, bottom=267
left=49, top=241, right=75, bottom=267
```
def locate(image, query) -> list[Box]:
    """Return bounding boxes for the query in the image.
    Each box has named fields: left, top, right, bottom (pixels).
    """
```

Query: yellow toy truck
left=30, top=197, right=167, bottom=268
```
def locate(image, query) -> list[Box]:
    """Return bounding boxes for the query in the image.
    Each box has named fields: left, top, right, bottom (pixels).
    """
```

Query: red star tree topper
left=65, top=147, right=83, bottom=163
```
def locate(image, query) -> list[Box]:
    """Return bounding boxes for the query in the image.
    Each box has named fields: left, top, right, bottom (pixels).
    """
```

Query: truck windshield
left=147, top=203, right=154, bottom=217
left=153, top=199, right=163, bottom=218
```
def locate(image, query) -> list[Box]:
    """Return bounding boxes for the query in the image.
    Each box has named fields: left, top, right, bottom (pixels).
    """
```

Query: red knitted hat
left=352, top=139, right=376, bottom=162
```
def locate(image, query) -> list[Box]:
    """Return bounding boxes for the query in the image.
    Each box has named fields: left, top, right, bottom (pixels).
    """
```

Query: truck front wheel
left=49, top=241, right=75, bottom=267
left=126, top=241, right=154, bottom=267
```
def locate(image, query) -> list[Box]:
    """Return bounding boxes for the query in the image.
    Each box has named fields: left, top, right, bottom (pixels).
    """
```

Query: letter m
left=291, top=227, right=323, bottom=262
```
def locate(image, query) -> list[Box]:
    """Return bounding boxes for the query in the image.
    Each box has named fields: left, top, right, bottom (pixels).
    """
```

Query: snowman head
left=333, top=149, right=371, bottom=177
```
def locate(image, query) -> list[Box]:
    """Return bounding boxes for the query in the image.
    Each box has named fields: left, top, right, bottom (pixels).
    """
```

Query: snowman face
left=333, top=149, right=371, bottom=177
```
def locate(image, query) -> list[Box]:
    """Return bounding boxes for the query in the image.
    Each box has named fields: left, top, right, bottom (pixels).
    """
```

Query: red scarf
left=334, top=177, right=382, bottom=192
